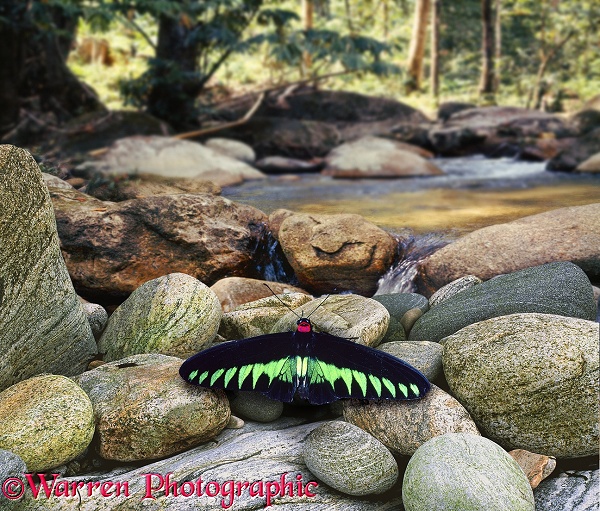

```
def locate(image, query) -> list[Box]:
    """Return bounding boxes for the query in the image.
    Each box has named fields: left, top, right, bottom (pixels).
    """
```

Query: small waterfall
left=254, top=232, right=299, bottom=285
left=375, top=233, right=451, bottom=295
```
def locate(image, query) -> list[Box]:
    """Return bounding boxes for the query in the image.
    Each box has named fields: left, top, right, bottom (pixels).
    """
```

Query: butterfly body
left=180, top=318, right=430, bottom=405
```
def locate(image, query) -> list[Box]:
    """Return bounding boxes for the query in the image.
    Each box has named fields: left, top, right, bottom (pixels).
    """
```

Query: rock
left=229, top=391, right=284, bottom=422
left=429, top=275, right=482, bottom=307
left=534, top=470, right=599, bottom=511
left=418, top=203, right=600, bottom=292
left=85, top=173, right=221, bottom=201
left=74, top=354, right=230, bottom=462
left=0, top=374, right=94, bottom=471
left=547, top=127, right=600, bottom=171
left=441, top=313, right=599, bottom=458
left=255, top=156, right=325, bottom=173
left=508, top=449, right=556, bottom=489
left=303, top=421, right=398, bottom=496
left=402, top=433, right=534, bottom=511
left=272, top=294, right=390, bottom=347
left=204, top=137, right=256, bottom=163
left=437, top=102, right=476, bottom=121
left=272, top=210, right=397, bottom=295
left=51, top=188, right=267, bottom=301
left=322, top=136, right=442, bottom=178
left=0, top=145, right=97, bottom=391
left=219, top=292, right=314, bottom=340
left=376, top=341, right=443, bottom=380
left=372, top=293, right=429, bottom=342
left=411, top=262, right=597, bottom=342
left=98, top=273, right=222, bottom=361
left=343, top=384, right=479, bottom=456
left=43, top=172, right=74, bottom=189
left=76, top=136, right=265, bottom=187
left=576, top=151, right=600, bottom=173
left=0, top=449, right=26, bottom=509
left=80, top=300, right=108, bottom=338
left=400, top=308, right=424, bottom=334
left=18, top=418, right=404, bottom=510
left=210, top=277, right=309, bottom=312
left=571, top=109, right=600, bottom=136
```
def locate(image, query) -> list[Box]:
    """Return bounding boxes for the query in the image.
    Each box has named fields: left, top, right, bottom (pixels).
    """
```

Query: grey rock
left=303, top=421, right=398, bottom=495
left=80, top=300, right=108, bottom=338
left=343, top=384, right=479, bottom=456
left=372, top=293, right=429, bottom=342
left=0, top=374, right=94, bottom=472
left=0, top=145, right=97, bottom=392
left=429, top=275, right=482, bottom=307
left=442, top=313, right=599, bottom=458
left=204, top=137, right=256, bottom=163
left=42, top=172, right=74, bottom=189
left=402, top=433, right=534, bottom=511
left=229, top=391, right=284, bottom=423
left=98, top=273, right=222, bottom=361
left=410, top=262, right=597, bottom=343
left=377, top=341, right=443, bottom=380
left=0, top=449, right=26, bottom=509
left=534, top=470, right=599, bottom=511
left=19, top=418, right=404, bottom=510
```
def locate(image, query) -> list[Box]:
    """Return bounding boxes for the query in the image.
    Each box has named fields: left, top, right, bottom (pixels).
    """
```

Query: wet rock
left=255, top=156, right=325, bottom=173
left=303, top=421, right=398, bottom=496
left=219, top=292, right=314, bottom=340
left=80, top=300, right=108, bottom=338
left=322, top=136, right=442, bottom=178
left=547, top=127, right=600, bottom=171
left=0, top=375, right=94, bottom=471
left=229, top=391, right=284, bottom=422
left=210, top=277, right=309, bottom=312
left=98, top=273, right=222, bottom=361
left=377, top=341, right=443, bottom=380
left=412, top=262, right=597, bottom=342
left=372, top=293, right=429, bottom=342
left=428, top=275, right=482, bottom=307
left=75, top=354, right=230, bottom=462
left=508, top=449, right=556, bottom=489
left=76, top=135, right=265, bottom=187
left=534, top=470, right=598, bottom=511
left=204, top=137, right=256, bottom=163
left=402, top=433, right=534, bottom=511
left=0, top=145, right=97, bottom=391
left=442, top=313, right=599, bottom=458
left=418, top=204, right=600, bottom=293
left=343, top=384, right=479, bottom=456
left=273, top=294, right=390, bottom=347
left=272, top=210, right=397, bottom=296
left=576, top=151, right=600, bottom=173
left=52, top=188, right=267, bottom=301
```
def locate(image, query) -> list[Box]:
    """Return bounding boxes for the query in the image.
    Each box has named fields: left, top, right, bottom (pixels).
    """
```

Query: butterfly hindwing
left=179, top=333, right=299, bottom=402
left=305, top=332, right=431, bottom=405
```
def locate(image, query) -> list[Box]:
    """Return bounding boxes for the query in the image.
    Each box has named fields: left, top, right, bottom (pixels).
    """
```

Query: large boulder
left=417, top=203, right=600, bottom=293
left=442, top=313, right=599, bottom=458
left=0, top=145, right=97, bottom=391
left=410, top=262, right=597, bottom=343
left=271, top=210, right=397, bottom=295
left=51, top=188, right=268, bottom=301
left=547, top=127, right=600, bottom=171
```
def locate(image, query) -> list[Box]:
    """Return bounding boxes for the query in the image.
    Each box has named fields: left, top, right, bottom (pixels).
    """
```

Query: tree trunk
left=494, top=0, right=502, bottom=91
left=406, top=0, right=431, bottom=94
left=430, top=0, right=441, bottom=99
left=302, top=0, right=314, bottom=76
left=479, top=0, right=495, bottom=97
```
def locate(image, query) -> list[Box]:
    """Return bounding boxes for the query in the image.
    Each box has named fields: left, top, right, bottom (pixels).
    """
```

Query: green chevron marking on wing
left=382, top=377, right=396, bottom=398
left=188, top=369, right=199, bottom=382
left=398, top=383, right=408, bottom=398
left=368, top=375, right=382, bottom=397
left=238, top=364, right=252, bottom=387
left=410, top=383, right=420, bottom=397
left=224, top=367, right=237, bottom=387
left=352, top=370, right=368, bottom=397
left=210, top=368, right=225, bottom=386
left=197, top=370, right=209, bottom=385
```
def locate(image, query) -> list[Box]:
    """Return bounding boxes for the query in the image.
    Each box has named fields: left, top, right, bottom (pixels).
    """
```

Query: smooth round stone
left=372, top=293, right=429, bottom=342
left=442, top=313, right=599, bottom=458
left=98, top=273, right=222, bottom=360
left=81, top=301, right=108, bottom=337
left=204, top=137, right=256, bottom=163
left=273, top=294, right=390, bottom=347
left=343, top=384, right=479, bottom=456
left=377, top=341, right=443, bottom=380
left=0, top=375, right=94, bottom=472
left=429, top=275, right=482, bottom=307
left=402, top=433, right=534, bottom=511
left=229, top=391, right=284, bottom=423
left=303, top=421, right=398, bottom=496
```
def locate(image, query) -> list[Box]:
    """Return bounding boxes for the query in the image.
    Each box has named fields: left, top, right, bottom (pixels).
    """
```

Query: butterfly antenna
left=306, top=294, right=331, bottom=320
left=263, top=283, right=301, bottom=319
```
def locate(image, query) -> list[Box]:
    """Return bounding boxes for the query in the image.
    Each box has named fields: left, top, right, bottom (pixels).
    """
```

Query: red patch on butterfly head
left=296, top=319, right=312, bottom=333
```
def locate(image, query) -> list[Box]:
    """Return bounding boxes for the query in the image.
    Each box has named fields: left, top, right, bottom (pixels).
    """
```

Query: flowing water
left=223, top=156, right=600, bottom=291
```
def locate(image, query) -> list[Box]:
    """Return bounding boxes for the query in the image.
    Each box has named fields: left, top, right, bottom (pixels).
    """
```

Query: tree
left=406, top=0, right=431, bottom=94
left=479, top=0, right=496, bottom=97
left=430, top=0, right=441, bottom=99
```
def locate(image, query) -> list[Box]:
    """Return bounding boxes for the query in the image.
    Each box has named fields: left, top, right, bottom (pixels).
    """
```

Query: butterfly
left=179, top=300, right=431, bottom=405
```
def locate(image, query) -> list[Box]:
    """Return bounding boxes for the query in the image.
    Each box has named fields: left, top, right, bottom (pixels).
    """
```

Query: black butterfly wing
left=179, top=333, right=300, bottom=403
left=305, top=332, right=431, bottom=405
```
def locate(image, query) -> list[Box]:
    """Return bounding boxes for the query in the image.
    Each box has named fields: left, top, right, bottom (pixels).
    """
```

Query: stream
left=223, top=156, right=600, bottom=292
